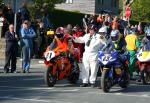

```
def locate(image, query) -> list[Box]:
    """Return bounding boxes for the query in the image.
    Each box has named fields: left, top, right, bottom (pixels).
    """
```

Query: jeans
left=22, top=46, right=32, bottom=71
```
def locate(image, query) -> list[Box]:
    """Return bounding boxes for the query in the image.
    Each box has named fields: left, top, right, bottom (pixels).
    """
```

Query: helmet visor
left=111, top=36, right=118, bottom=42
left=56, top=33, right=64, bottom=38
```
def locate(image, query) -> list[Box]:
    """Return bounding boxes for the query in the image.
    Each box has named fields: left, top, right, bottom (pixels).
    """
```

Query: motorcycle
left=43, top=45, right=80, bottom=87
left=98, top=46, right=130, bottom=92
left=137, top=49, right=150, bottom=84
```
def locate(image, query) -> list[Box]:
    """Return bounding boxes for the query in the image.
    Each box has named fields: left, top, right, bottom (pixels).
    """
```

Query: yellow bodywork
left=47, top=30, right=55, bottom=36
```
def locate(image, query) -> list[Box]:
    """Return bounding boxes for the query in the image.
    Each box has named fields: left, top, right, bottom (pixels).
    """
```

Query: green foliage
left=49, top=9, right=85, bottom=28
left=28, top=0, right=64, bottom=20
left=33, top=0, right=63, bottom=10
left=119, top=0, right=123, bottom=11
left=131, top=0, right=150, bottom=22
left=0, top=0, right=3, bottom=5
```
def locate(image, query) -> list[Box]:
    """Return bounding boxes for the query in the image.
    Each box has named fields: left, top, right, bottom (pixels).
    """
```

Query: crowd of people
left=1, top=2, right=150, bottom=88
left=0, top=2, right=53, bottom=73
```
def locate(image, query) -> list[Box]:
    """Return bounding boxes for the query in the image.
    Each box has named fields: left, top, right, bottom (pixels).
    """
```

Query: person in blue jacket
left=20, top=20, right=36, bottom=73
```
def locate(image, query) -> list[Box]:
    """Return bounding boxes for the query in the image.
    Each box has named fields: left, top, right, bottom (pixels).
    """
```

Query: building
left=55, top=0, right=119, bottom=14
left=96, top=0, right=119, bottom=14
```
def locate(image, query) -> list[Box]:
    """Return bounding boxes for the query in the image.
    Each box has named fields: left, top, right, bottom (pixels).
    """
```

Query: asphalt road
left=0, top=59, right=150, bottom=103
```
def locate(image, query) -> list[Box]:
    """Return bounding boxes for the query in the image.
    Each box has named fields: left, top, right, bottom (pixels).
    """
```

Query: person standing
left=125, top=29, right=140, bottom=80
left=73, top=25, right=103, bottom=87
left=4, top=4, right=14, bottom=24
left=72, top=25, right=84, bottom=61
left=20, top=20, right=36, bottom=73
left=37, top=22, right=46, bottom=58
left=4, top=24, right=17, bottom=73
left=18, top=2, right=30, bottom=22
left=82, top=15, right=89, bottom=33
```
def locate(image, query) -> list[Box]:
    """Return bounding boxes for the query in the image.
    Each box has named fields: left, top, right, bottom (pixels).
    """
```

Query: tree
left=34, top=0, right=63, bottom=11
left=28, top=0, right=64, bottom=20
left=0, top=0, right=2, bottom=4
left=131, top=0, right=150, bottom=22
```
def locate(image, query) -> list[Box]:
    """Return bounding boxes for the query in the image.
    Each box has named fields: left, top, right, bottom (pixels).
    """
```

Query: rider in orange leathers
left=45, top=27, right=79, bottom=62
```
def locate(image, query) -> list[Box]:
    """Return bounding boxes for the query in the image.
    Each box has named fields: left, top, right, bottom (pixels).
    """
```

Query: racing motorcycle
left=43, top=46, right=80, bottom=87
left=98, top=46, right=130, bottom=92
left=137, top=49, right=150, bottom=84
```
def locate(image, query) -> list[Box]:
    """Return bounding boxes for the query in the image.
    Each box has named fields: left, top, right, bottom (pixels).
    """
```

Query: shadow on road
left=109, top=83, right=150, bottom=93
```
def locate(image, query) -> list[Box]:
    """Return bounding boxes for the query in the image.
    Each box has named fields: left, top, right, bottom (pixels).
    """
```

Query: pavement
left=0, top=58, right=150, bottom=103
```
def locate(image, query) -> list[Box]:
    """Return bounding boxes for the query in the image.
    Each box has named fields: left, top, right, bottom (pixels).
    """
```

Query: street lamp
left=13, top=0, right=17, bottom=33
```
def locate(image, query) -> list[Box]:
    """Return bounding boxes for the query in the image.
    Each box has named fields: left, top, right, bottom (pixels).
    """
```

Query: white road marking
left=141, top=94, right=149, bottom=97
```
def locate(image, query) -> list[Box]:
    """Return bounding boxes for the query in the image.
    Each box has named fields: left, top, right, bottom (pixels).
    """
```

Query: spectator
left=125, top=29, right=140, bottom=79
left=96, top=14, right=103, bottom=29
left=101, top=22, right=111, bottom=38
left=18, top=2, right=30, bottom=22
left=118, top=16, right=128, bottom=35
left=72, top=25, right=84, bottom=61
left=107, top=14, right=112, bottom=23
left=66, top=24, right=73, bottom=35
left=42, top=13, right=52, bottom=30
left=4, top=4, right=14, bottom=24
left=111, top=16, right=119, bottom=30
left=0, top=8, right=4, bottom=37
left=0, top=8, right=9, bottom=37
left=4, top=24, right=18, bottom=73
left=137, top=22, right=143, bottom=35
left=37, top=22, right=46, bottom=58
left=82, top=15, right=88, bottom=33
left=88, top=15, right=96, bottom=26
left=20, top=20, right=36, bottom=73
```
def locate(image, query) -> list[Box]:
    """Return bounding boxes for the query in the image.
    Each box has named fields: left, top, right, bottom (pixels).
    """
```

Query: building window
left=98, top=0, right=104, bottom=5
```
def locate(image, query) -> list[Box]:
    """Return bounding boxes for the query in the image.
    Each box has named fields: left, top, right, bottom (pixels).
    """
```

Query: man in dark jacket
left=18, top=2, right=30, bottom=22
left=4, top=24, right=17, bottom=73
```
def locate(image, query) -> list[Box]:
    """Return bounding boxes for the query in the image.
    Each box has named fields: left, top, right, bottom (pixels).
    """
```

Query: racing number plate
left=103, top=55, right=110, bottom=61
left=45, top=51, right=55, bottom=61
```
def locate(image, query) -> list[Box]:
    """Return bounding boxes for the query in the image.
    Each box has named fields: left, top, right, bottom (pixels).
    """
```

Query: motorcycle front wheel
left=101, top=68, right=112, bottom=93
left=44, top=66, right=56, bottom=87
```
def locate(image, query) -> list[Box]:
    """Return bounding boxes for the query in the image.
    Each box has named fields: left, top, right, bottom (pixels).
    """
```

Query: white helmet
left=98, top=27, right=107, bottom=33
left=110, top=30, right=119, bottom=43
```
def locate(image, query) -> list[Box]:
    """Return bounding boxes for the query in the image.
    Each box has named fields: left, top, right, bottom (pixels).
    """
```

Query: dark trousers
left=4, top=50, right=17, bottom=73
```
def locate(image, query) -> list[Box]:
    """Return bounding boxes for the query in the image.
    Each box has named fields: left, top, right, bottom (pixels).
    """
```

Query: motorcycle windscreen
left=137, top=50, right=150, bottom=62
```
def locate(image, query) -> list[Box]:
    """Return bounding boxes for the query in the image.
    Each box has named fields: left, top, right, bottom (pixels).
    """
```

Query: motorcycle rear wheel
left=101, top=68, right=111, bottom=93
left=141, top=69, right=149, bottom=85
left=44, top=67, right=56, bottom=87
